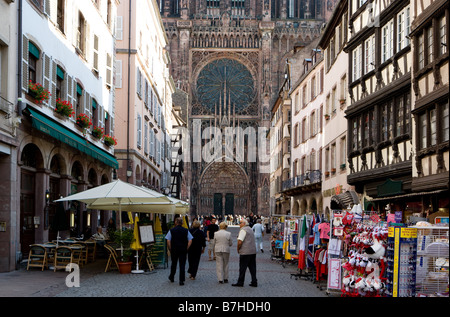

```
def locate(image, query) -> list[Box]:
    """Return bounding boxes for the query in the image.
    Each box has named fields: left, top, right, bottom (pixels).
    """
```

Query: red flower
left=76, top=113, right=92, bottom=129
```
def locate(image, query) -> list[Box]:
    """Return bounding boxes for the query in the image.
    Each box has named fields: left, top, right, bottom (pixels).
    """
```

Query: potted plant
left=92, top=126, right=104, bottom=139
left=28, top=81, right=51, bottom=104
left=324, top=113, right=330, bottom=120
left=76, top=113, right=92, bottom=130
left=55, top=98, right=75, bottom=118
left=104, top=134, right=117, bottom=147
left=110, top=228, right=134, bottom=274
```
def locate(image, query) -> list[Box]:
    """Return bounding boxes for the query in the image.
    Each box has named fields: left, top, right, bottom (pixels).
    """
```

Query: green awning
left=27, top=107, right=118, bottom=169
left=29, top=42, right=40, bottom=59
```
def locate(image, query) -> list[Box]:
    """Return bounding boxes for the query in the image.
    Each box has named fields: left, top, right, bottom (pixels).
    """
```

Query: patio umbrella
left=130, top=214, right=144, bottom=274
left=55, top=179, right=173, bottom=255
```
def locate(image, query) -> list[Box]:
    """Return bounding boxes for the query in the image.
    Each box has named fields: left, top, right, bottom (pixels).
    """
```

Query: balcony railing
left=282, top=170, right=322, bottom=191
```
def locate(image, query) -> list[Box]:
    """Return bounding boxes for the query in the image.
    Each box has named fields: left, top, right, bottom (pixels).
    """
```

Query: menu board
left=139, top=225, right=155, bottom=244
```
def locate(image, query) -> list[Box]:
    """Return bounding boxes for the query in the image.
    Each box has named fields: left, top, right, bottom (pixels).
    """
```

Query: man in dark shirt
left=207, top=217, right=219, bottom=261
left=166, top=217, right=193, bottom=285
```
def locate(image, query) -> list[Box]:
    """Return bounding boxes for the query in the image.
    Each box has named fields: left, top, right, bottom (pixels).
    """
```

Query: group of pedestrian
left=165, top=215, right=261, bottom=287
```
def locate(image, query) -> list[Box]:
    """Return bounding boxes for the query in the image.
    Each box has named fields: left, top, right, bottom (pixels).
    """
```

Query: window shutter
left=137, top=114, right=142, bottom=148
left=44, top=0, right=50, bottom=16
left=116, top=16, right=123, bottom=40
left=114, top=60, right=122, bottom=88
left=42, top=53, right=51, bottom=107
left=106, top=53, right=112, bottom=87
left=93, top=35, right=99, bottom=72
left=144, top=124, right=148, bottom=154
left=51, top=59, right=57, bottom=108
left=22, top=35, right=29, bottom=92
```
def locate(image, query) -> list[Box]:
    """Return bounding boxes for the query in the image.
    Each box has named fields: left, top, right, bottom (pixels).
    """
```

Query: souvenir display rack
left=385, top=226, right=418, bottom=297
left=335, top=205, right=390, bottom=297
left=412, top=225, right=449, bottom=297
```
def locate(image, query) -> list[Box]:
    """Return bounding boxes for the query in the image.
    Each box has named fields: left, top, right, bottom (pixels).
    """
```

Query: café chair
left=70, top=244, right=84, bottom=267
left=104, top=244, right=119, bottom=272
left=86, top=239, right=97, bottom=262
left=53, top=246, right=73, bottom=272
left=27, top=245, right=48, bottom=271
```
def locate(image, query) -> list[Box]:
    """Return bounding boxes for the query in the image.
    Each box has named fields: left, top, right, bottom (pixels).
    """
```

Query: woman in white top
left=214, top=222, right=233, bottom=283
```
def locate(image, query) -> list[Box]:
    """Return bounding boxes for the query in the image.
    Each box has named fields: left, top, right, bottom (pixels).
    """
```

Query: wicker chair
left=104, top=244, right=120, bottom=272
left=70, top=244, right=84, bottom=267
left=27, top=245, right=48, bottom=271
left=53, top=246, right=73, bottom=272
left=86, top=239, right=97, bottom=262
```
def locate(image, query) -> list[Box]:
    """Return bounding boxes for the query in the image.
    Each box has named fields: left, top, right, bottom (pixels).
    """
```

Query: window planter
left=92, top=126, right=104, bottom=139
left=55, top=99, right=74, bottom=118
left=28, top=81, right=50, bottom=105
left=76, top=113, right=92, bottom=130
left=104, top=134, right=117, bottom=147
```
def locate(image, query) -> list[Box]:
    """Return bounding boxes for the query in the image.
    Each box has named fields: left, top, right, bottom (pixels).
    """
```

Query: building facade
left=345, top=0, right=413, bottom=217
left=159, top=0, right=337, bottom=217
left=2, top=0, right=119, bottom=272
left=283, top=45, right=325, bottom=216
left=0, top=0, right=20, bottom=272
left=115, top=0, right=174, bottom=193
left=410, top=0, right=449, bottom=217
left=318, top=0, right=359, bottom=216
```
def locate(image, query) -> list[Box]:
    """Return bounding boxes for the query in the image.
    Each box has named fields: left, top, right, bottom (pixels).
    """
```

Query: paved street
left=0, top=226, right=329, bottom=298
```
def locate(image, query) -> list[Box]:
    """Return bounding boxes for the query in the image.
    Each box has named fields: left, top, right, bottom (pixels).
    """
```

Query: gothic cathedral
left=159, top=0, right=337, bottom=216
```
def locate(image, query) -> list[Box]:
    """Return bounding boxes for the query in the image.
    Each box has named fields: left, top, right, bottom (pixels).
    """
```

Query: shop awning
left=27, top=107, right=119, bottom=169
left=330, top=191, right=360, bottom=210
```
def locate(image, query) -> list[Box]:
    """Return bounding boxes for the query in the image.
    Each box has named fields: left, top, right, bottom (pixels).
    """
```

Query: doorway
left=225, top=193, right=234, bottom=216
left=214, top=193, right=223, bottom=216
left=20, top=171, right=35, bottom=255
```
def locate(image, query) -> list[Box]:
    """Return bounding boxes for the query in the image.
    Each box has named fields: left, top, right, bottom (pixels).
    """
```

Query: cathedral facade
left=159, top=0, right=337, bottom=216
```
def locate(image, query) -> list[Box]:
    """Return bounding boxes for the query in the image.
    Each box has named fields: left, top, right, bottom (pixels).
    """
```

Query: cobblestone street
left=1, top=226, right=329, bottom=298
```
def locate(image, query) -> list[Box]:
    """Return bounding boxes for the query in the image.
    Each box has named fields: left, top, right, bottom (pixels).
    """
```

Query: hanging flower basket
left=92, top=126, right=104, bottom=139
left=76, top=113, right=92, bottom=130
left=104, top=134, right=117, bottom=147
left=28, top=81, right=51, bottom=104
left=55, top=98, right=75, bottom=118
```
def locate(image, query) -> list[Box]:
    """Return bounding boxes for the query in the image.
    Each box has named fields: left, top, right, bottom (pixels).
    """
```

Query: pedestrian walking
left=232, top=218, right=257, bottom=287
left=214, top=221, right=233, bottom=284
left=252, top=219, right=265, bottom=252
left=207, top=217, right=219, bottom=261
left=165, top=217, right=193, bottom=285
left=187, top=220, right=206, bottom=280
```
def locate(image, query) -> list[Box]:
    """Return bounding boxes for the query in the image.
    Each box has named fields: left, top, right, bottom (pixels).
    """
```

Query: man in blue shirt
left=166, top=217, right=193, bottom=285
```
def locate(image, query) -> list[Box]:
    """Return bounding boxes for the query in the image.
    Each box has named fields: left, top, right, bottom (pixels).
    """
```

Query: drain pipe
left=17, top=0, right=23, bottom=115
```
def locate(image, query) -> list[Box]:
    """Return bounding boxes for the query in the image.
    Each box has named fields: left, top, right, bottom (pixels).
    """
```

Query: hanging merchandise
left=385, top=226, right=418, bottom=297
left=336, top=205, right=389, bottom=297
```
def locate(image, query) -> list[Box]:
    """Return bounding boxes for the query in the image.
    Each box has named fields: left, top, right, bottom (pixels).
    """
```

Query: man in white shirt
left=252, top=219, right=264, bottom=252
left=232, top=218, right=257, bottom=287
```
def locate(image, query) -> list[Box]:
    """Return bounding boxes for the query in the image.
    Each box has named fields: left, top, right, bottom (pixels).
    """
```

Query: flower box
left=76, top=113, right=92, bottom=130
left=92, top=126, right=104, bottom=139
left=104, top=134, right=117, bottom=147
left=55, top=99, right=75, bottom=118
left=28, top=81, right=50, bottom=105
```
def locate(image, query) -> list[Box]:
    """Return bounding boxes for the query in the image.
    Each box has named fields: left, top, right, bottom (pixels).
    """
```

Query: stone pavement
left=0, top=226, right=333, bottom=298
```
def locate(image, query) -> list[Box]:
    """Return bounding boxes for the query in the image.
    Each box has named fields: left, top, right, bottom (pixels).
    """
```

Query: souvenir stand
left=283, top=217, right=299, bottom=268
left=291, top=214, right=325, bottom=283
left=270, top=215, right=285, bottom=261
left=412, top=223, right=449, bottom=297
left=334, top=204, right=390, bottom=297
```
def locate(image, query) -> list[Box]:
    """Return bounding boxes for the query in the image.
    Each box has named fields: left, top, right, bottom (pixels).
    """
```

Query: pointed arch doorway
left=199, top=160, right=250, bottom=217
